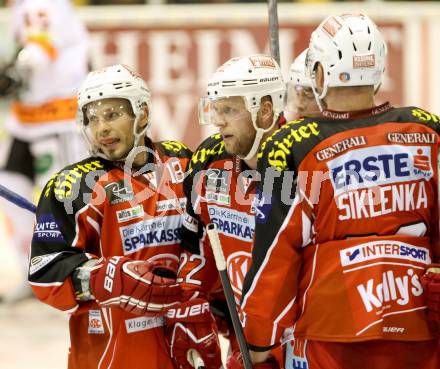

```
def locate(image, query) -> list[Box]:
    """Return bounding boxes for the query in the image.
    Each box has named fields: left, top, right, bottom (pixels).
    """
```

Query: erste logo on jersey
left=120, top=215, right=181, bottom=254
left=208, top=205, right=254, bottom=242
left=328, top=145, right=433, bottom=195
left=340, top=241, right=431, bottom=267
left=327, top=145, right=432, bottom=220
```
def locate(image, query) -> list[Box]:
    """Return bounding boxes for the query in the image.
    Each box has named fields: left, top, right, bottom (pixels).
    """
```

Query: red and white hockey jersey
left=29, top=139, right=191, bottom=369
left=241, top=104, right=440, bottom=349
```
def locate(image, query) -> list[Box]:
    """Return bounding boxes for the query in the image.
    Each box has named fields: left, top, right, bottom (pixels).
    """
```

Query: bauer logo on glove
left=90, top=256, right=181, bottom=315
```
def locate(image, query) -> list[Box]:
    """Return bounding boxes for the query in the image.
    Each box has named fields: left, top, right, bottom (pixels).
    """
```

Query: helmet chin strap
left=239, top=110, right=279, bottom=161
left=311, top=69, right=327, bottom=113
left=124, top=117, right=150, bottom=165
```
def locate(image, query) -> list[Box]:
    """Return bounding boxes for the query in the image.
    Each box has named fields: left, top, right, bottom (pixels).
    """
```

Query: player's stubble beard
left=224, top=129, right=256, bottom=158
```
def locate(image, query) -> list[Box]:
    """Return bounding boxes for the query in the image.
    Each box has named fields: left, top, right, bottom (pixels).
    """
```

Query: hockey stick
left=0, top=183, right=36, bottom=214
left=206, top=223, right=253, bottom=369
left=187, top=349, right=205, bottom=369
left=267, top=0, right=280, bottom=66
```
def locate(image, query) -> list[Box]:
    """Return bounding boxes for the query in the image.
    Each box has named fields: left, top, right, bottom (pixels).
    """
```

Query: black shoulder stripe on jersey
left=259, top=106, right=440, bottom=175
left=39, top=157, right=113, bottom=245
left=179, top=226, right=202, bottom=254
left=43, top=157, right=111, bottom=202
left=157, top=140, right=193, bottom=159
left=188, top=133, right=231, bottom=173
left=179, top=134, right=231, bottom=254
left=29, top=245, right=89, bottom=284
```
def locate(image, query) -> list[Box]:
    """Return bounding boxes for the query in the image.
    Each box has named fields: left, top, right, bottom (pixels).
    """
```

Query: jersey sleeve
left=240, top=124, right=311, bottom=350
left=29, top=161, right=105, bottom=312
left=408, top=107, right=440, bottom=263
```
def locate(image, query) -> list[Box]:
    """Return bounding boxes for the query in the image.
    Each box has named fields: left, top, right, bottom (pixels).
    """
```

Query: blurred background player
left=165, top=54, right=285, bottom=369
left=284, top=48, right=320, bottom=120
left=0, top=0, right=89, bottom=303
left=236, top=13, right=439, bottom=369
left=29, top=64, right=191, bottom=369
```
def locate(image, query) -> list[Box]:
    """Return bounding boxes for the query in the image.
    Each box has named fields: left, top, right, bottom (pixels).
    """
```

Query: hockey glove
left=166, top=298, right=223, bottom=369
left=227, top=351, right=280, bottom=369
left=90, top=256, right=181, bottom=315
left=421, top=265, right=440, bottom=323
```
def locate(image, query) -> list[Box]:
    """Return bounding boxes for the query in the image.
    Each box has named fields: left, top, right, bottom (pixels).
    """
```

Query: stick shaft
left=206, top=223, right=253, bottom=369
left=267, top=0, right=280, bottom=66
left=0, top=183, right=36, bottom=214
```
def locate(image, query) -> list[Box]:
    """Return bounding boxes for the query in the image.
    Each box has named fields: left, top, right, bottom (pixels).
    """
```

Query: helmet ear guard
left=306, top=14, right=387, bottom=109
left=77, top=64, right=151, bottom=160
left=199, top=54, right=286, bottom=160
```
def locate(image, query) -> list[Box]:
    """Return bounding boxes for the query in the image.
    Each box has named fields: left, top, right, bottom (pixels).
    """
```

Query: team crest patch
left=206, top=169, right=230, bottom=193
left=105, top=180, right=134, bottom=205
left=88, top=310, right=105, bottom=334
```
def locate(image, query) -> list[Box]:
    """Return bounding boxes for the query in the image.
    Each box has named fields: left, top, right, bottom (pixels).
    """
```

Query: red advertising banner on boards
left=88, top=22, right=403, bottom=149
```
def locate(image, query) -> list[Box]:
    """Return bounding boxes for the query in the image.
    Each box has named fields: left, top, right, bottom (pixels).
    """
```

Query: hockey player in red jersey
left=29, top=64, right=191, bottom=369
left=236, top=13, right=440, bottom=369
left=165, top=55, right=286, bottom=369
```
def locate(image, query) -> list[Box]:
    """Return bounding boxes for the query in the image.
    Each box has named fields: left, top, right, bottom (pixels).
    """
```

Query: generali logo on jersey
left=315, top=136, right=367, bottom=161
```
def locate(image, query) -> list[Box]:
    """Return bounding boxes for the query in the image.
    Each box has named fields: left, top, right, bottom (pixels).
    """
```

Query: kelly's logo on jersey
left=327, top=145, right=433, bottom=196
left=357, top=269, right=423, bottom=314
left=340, top=241, right=430, bottom=267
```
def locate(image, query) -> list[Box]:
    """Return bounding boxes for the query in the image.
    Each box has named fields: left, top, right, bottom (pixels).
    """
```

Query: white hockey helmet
left=306, top=13, right=387, bottom=107
left=285, top=48, right=313, bottom=112
left=199, top=54, right=285, bottom=160
left=77, top=64, right=151, bottom=160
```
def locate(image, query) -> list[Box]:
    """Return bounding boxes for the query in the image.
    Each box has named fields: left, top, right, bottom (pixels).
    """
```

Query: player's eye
left=105, top=111, right=122, bottom=121
left=88, top=115, right=99, bottom=124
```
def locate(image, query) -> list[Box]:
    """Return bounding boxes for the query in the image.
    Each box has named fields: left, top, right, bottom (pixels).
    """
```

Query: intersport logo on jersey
left=327, top=145, right=433, bottom=196
left=340, top=241, right=431, bottom=267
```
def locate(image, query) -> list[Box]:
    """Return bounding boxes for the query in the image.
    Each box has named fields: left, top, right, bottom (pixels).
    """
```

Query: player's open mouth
left=100, top=138, right=120, bottom=149
left=222, top=134, right=233, bottom=141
